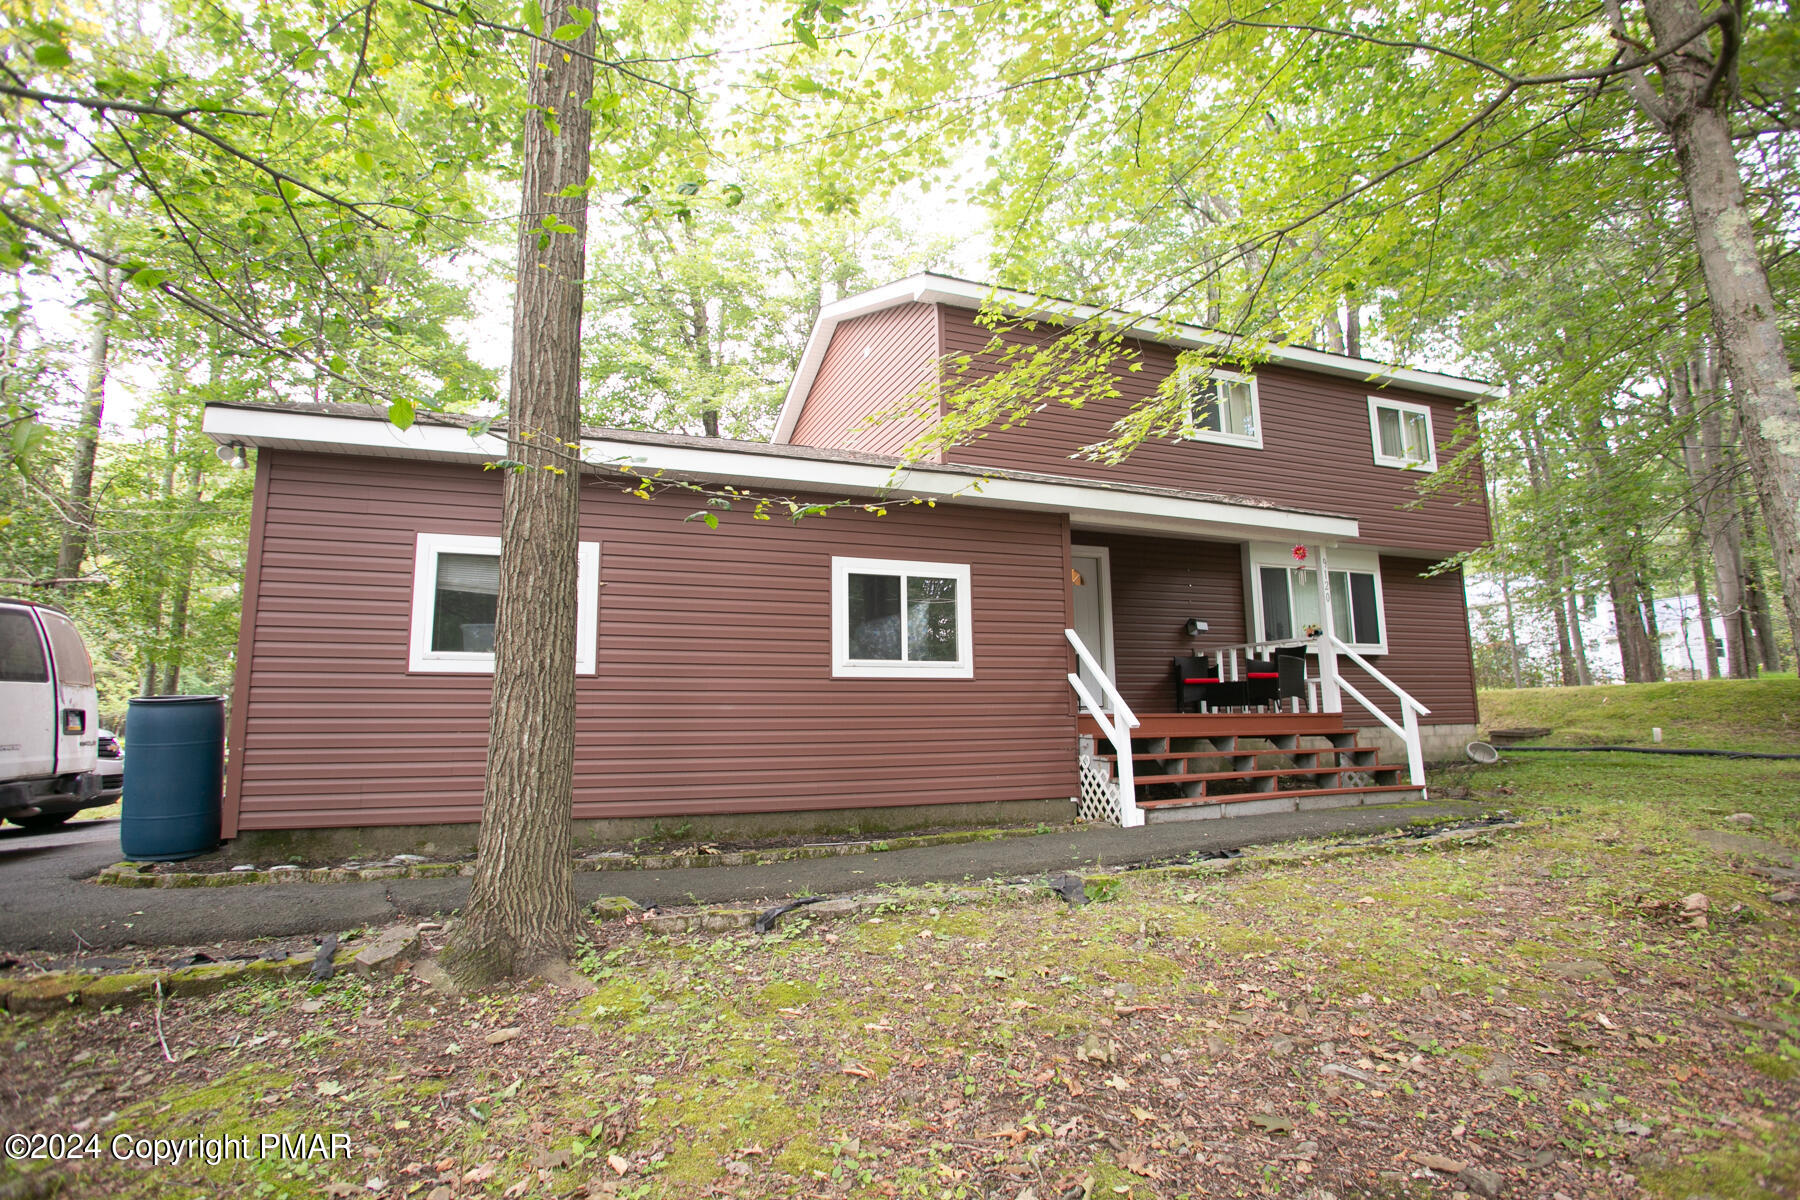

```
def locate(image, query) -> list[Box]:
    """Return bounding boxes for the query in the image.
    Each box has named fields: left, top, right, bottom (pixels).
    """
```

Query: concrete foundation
left=1350, top=723, right=1480, bottom=767
left=218, top=796, right=1079, bottom=863
left=1146, top=789, right=1424, bottom=824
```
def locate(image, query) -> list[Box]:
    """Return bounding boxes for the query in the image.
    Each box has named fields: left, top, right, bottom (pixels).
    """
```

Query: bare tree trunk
left=55, top=265, right=116, bottom=579
left=1671, top=355, right=1752, bottom=675
left=1320, top=306, right=1345, bottom=355
left=161, top=458, right=206, bottom=694
left=1499, top=571, right=1522, bottom=688
left=1550, top=589, right=1577, bottom=686
left=1606, top=563, right=1652, bottom=682
left=1564, top=576, right=1593, bottom=686
left=1632, top=0, right=1800, bottom=659
left=1637, top=567, right=1665, bottom=682
left=1343, top=291, right=1361, bottom=358
left=1691, top=550, right=1720, bottom=679
left=448, top=0, right=596, bottom=985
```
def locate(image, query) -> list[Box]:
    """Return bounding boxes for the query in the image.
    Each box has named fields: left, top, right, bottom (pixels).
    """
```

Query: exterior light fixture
left=215, top=442, right=248, bottom=470
left=1184, top=618, right=1209, bottom=637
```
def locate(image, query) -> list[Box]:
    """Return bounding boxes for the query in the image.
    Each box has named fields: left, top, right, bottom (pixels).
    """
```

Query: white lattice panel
left=1076, top=735, right=1124, bottom=825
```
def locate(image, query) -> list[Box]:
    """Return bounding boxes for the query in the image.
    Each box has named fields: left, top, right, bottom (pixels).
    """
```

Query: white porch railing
left=1065, top=628, right=1143, bottom=828
left=1324, top=633, right=1431, bottom=790
left=1191, top=634, right=1431, bottom=793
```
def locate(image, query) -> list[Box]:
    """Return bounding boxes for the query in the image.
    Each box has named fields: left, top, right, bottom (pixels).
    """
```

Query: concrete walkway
left=0, top=801, right=1474, bottom=953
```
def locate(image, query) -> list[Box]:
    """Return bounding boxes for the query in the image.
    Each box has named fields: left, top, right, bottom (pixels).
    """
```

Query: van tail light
left=62, top=708, right=86, bottom=735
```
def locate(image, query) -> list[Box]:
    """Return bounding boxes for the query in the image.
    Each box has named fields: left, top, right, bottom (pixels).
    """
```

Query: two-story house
left=201, top=273, right=1492, bottom=850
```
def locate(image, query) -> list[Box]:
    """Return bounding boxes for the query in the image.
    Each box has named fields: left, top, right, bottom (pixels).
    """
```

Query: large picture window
left=832, top=557, right=973, bottom=678
left=1367, top=396, right=1437, bottom=471
left=408, top=533, right=600, bottom=674
left=1246, top=545, right=1386, bottom=654
left=1181, top=367, right=1262, bottom=449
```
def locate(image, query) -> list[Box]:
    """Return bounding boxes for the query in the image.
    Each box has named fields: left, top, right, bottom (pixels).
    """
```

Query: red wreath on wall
left=1292, top=545, right=1308, bottom=563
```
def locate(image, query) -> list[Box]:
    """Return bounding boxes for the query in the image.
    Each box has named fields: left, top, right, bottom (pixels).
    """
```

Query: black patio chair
left=1172, top=655, right=1247, bottom=712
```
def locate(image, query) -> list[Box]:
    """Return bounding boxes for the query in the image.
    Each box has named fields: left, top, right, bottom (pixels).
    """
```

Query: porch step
left=1077, top=711, right=1423, bottom=814
left=1139, top=785, right=1425, bottom=822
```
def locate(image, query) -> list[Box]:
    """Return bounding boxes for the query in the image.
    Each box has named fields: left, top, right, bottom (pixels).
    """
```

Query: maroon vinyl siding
left=1077, top=532, right=1247, bottom=717
left=1079, top=533, right=1476, bottom=728
left=790, top=302, right=940, bottom=458
left=232, top=451, right=1077, bottom=830
left=936, top=306, right=1488, bottom=556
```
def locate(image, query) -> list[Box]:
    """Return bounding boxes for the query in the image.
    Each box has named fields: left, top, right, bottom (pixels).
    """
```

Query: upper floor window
left=1367, top=396, right=1436, bottom=471
left=832, top=557, right=973, bottom=678
left=408, top=532, right=600, bottom=674
left=1181, top=368, right=1262, bottom=449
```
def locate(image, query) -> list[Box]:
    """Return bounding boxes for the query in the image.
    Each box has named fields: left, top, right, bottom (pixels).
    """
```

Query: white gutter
left=772, top=273, right=1502, bottom=444
left=203, top=405, right=1361, bottom=544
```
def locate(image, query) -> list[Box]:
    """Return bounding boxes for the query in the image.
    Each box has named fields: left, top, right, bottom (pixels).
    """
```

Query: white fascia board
left=771, top=275, right=1498, bottom=443
left=205, top=404, right=1360, bottom=543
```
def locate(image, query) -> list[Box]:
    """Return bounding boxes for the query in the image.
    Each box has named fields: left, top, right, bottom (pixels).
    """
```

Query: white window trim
left=408, top=533, right=601, bottom=675
left=1242, top=543, right=1388, bottom=656
left=1180, top=367, right=1263, bottom=450
left=831, top=556, right=974, bottom=679
left=1366, top=395, right=1437, bottom=472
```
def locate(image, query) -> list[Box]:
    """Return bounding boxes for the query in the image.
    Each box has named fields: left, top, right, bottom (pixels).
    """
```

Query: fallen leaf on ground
left=841, top=1063, right=875, bottom=1079
left=485, top=1027, right=521, bottom=1045
left=607, top=1154, right=630, bottom=1175
left=1411, top=1152, right=1466, bottom=1173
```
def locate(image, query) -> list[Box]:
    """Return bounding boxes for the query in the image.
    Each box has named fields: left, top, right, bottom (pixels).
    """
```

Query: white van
left=1, top=598, right=105, bottom=831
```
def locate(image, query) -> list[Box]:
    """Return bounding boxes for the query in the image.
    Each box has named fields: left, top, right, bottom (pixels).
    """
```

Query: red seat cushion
left=1183, top=677, right=1221, bottom=685
left=1246, top=672, right=1278, bottom=679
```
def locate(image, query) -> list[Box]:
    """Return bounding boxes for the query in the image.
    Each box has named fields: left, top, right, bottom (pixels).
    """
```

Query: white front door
left=1070, top=546, right=1115, bottom=709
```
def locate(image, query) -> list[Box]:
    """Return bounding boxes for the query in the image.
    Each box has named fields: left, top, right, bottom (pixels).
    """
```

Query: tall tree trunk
left=55, top=265, right=116, bottom=580
left=1670, top=354, right=1752, bottom=675
left=1636, top=566, right=1665, bottom=681
left=1499, top=570, right=1522, bottom=688
left=161, top=458, right=206, bottom=694
left=1550, top=588, right=1577, bottom=686
left=1563, top=575, right=1593, bottom=686
left=1632, top=0, right=1800, bottom=659
left=449, top=0, right=596, bottom=984
left=1692, top=551, right=1720, bottom=679
left=1605, top=562, right=1652, bottom=682
left=1343, top=291, right=1361, bottom=358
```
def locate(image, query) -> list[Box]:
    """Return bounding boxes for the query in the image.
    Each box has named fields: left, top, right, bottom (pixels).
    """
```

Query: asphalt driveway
left=0, top=801, right=1475, bottom=953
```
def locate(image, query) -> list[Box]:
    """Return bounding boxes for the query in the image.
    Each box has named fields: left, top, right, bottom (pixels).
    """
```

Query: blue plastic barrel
left=120, top=695, right=225, bottom=861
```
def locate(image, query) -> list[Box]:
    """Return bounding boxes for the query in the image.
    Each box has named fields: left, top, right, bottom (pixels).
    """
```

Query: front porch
left=1065, top=531, right=1437, bottom=826
left=1075, top=712, right=1422, bottom=825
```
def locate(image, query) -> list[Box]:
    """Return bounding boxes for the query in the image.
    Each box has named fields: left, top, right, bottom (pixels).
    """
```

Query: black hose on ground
left=1500, top=745, right=1800, bottom=761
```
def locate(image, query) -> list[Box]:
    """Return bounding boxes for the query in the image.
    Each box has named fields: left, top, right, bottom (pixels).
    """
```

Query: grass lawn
left=1478, top=675, right=1800, bottom=753
left=4, top=691, right=1798, bottom=1198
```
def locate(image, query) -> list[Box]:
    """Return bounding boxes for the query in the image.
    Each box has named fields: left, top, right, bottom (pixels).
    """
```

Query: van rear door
left=0, top=605, right=56, bottom=778
left=38, top=609, right=99, bottom=777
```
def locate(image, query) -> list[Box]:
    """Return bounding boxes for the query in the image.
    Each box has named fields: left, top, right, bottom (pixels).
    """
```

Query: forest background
left=2, top=0, right=1795, bottom=724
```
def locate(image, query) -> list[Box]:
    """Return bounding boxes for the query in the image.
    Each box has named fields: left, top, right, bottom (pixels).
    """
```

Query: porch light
left=1184, top=618, right=1209, bottom=637
left=215, top=442, right=248, bottom=470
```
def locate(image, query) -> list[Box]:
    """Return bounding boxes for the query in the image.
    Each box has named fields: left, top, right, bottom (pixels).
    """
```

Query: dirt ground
left=2, top=753, right=1797, bottom=1200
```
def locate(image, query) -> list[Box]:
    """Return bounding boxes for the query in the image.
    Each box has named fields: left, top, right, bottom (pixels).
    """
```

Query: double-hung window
left=408, top=532, right=601, bottom=673
left=1367, top=396, right=1436, bottom=471
left=832, top=557, right=973, bottom=678
left=1181, top=367, right=1262, bottom=449
left=1247, top=544, right=1386, bottom=654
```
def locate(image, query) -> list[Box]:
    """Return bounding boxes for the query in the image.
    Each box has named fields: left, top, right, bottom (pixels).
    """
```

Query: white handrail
left=1326, top=633, right=1428, bottom=789
left=1065, top=628, right=1141, bottom=729
left=1065, top=629, right=1142, bottom=828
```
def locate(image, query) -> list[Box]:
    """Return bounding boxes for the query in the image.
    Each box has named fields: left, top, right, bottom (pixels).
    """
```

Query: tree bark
left=1670, top=354, right=1752, bottom=675
left=1636, top=0, right=1800, bottom=659
left=1563, top=573, right=1593, bottom=686
left=55, top=265, right=116, bottom=580
left=1692, top=550, right=1719, bottom=679
left=449, top=1, right=596, bottom=984
left=1343, top=292, right=1361, bottom=358
left=161, top=458, right=206, bottom=694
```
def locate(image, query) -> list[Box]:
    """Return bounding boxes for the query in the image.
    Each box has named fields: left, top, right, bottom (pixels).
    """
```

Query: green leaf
left=388, top=398, right=416, bottom=430
left=33, top=43, right=73, bottom=67
left=125, top=266, right=168, bottom=290
left=675, top=180, right=701, bottom=196
left=792, top=19, right=818, bottom=49
left=522, top=0, right=544, bottom=35
left=353, top=150, right=376, bottom=172
left=551, top=21, right=585, bottom=38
